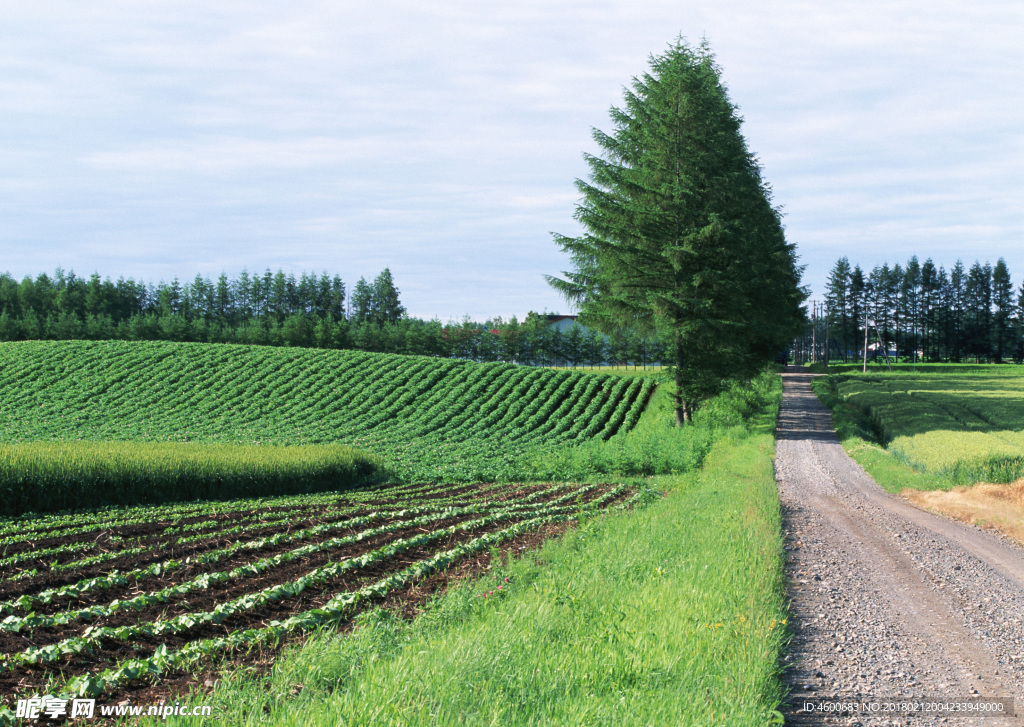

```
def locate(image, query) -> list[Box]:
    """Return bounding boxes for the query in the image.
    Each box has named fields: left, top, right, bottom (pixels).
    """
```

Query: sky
left=1, top=1, right=1021, bottom=320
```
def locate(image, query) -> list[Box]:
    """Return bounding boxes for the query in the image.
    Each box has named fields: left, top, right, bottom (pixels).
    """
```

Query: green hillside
left=0, top=340, right=655, bottom=482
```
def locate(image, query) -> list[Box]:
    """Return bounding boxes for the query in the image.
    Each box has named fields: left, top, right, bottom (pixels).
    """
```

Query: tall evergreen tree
left=215, top=273, right=233, bottom=324
left=890, top=262, right=904, bottom=358
left=873, top=263, right=899, bottom=356
left=991, top=258, right=1014, bottom=363
left=1016, top=279, right=1024, bottom=362
left=964, top=262, right=993, bottom=361
left=547, top=38, right=804, bottom=423
left=350, top=278, right=373, bottom=324
left=900, top=257, right=922, bottom=361
left=825, top=258, right=851, bottom=360
left=370, top=268, right=405, bottom=325
left=329, top=275, right=346, bottom=321
left=949, top=260, right=966, bottom=361
left=920, top=259, right=938, bottom=360
left=235, top=269, right=253, bottom=325
left=849, top=265, right=865, bottom=359
left=934, top=265, right=951, bottom=359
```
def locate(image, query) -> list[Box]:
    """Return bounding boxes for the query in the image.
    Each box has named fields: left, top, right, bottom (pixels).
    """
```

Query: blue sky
left=1, top=1, right=1021, bottom=320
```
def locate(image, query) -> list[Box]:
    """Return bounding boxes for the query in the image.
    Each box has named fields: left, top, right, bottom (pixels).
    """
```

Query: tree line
left=0, top=266, right=665, bottom=367
left=823, top=255, right=1023, bottom=363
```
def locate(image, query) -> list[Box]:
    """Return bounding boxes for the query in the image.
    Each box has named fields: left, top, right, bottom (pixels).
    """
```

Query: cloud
left=0, top=0, right=1022, bottom=315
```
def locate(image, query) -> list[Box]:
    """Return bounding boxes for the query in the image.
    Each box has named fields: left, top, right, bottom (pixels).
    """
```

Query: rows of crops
left=0, top=341, right=655, bottom=482
left=0, top=479, right=650, bottom=703
left=830, top=370, right=1024, bottom=484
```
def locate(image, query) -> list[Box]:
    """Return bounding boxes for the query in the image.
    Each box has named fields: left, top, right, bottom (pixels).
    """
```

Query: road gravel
left=775, top=368, right=1024, bottom=726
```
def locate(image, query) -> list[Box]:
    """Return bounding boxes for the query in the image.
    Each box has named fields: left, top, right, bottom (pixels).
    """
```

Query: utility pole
left=811, top=301, right=817, bottom=364
left=824, top=303, right=830, bottom=372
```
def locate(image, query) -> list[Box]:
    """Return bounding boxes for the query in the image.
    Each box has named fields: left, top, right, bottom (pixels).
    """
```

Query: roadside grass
left=144, top=375, right=787, bottom=727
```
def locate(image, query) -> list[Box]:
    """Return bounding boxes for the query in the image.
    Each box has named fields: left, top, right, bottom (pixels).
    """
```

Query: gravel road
left=775, top=368, right=1024, bottom=726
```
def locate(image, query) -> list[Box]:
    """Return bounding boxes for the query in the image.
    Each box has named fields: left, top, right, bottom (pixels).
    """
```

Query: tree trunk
left=674, top=333, right=691, bottom=426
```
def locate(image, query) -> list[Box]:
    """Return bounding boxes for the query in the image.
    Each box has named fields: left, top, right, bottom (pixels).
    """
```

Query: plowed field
left=0, top=480, right=646, bottom=705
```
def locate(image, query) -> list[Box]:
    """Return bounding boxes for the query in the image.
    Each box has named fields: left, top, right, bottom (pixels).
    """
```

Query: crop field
left=828, top=368, right=1024, bottom=485
left=0, top=479, right=647, bottom=704
left=0, top=441, right=385, bottom=516
left=0, top=340, right=655, bottom=484
left=0, top=339, right=792, bottom=723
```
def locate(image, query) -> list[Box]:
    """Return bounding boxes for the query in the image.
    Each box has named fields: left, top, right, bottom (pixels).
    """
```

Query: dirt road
left=775, top=369, right=1024, bottom=726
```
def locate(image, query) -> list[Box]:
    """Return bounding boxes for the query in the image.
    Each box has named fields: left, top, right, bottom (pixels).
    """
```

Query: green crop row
left=0, top=478, right=499, bottom=540
left=0, top=340, right=654, bottom=485
left=0, top=481, right=649, bottom=703
left=2, top=486, right=628, bottom=638
left=0, top=483, right=586, bottom=614
left=56, top=486, right=652, bottom=702
left=60, top=515, right=578, bottom=700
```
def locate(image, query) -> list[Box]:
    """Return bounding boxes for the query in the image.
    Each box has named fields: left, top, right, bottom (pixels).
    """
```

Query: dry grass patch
left=903, top=479, right=1024, bottom=544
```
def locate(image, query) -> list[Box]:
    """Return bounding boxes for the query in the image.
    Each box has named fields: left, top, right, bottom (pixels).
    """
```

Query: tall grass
left=0, top=442, right=385, bottom=515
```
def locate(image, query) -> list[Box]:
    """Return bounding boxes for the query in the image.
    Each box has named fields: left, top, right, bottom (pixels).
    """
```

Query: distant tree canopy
left=548, top=38, right=805, bottom=424
left=822, top=255, right=1024, bottom=364
left=0, top=267, right=663, bottom=367
left=350, top=268, right=405, bottom=326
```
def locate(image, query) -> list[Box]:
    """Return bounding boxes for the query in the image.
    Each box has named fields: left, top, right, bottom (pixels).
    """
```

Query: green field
left=0, top=441, right=384, bottom=515
left=816, top=367, right=1024, bottom=488
left=0, top=340, right=656, bottom=486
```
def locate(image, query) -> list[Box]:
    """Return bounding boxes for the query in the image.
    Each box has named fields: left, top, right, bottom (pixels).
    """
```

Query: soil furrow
left=0, top=516, right=534, bottom=693
left=0, top=514, right=485, bottom=649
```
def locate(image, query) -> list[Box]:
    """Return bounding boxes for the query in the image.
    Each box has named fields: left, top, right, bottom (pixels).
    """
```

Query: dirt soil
left=0, top=482, right=629, bottom=708
left=776, top=368, right=1024, bottom=726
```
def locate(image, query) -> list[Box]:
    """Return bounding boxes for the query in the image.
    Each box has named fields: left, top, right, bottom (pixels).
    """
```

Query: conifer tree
left=370, top=268, right=405, bottom=325
left=826, top=258, right=851, bottom=360
left=350, top=278, right=373, bottom=324
left=991, top=258, right=1014, bottom=363
left=548, top=38, right=804, bottom=423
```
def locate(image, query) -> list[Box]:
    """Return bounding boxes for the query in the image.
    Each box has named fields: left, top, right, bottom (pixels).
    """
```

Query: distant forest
left=821, top=255, right=1024, bottom=363
left=0, top=267, right=664, bottom=367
